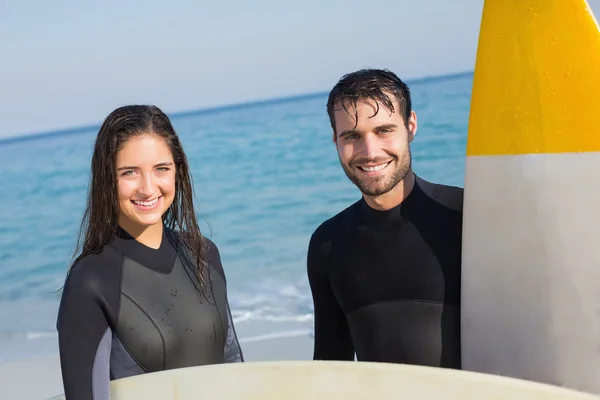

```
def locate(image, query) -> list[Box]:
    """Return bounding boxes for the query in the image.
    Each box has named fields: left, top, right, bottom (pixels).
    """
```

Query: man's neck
left=363, top=171, right=415, bottom=211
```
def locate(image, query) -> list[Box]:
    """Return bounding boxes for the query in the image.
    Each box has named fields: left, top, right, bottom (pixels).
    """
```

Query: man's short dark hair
left=326, top=68, right=412, bottom=132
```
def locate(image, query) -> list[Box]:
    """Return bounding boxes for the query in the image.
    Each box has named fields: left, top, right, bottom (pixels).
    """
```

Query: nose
left=359, top=134, right=382, bottom=160
left=138, top=172, right=156, bottom=197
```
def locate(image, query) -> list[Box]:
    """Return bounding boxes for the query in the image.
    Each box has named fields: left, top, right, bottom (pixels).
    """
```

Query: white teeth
left=133, top=198, right=159, bottom=206
left=360, top=162, right=390, bottom=172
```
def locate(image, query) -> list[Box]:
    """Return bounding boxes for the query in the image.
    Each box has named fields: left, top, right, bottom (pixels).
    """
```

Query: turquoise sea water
left=0, top=72, right=472, bottom=361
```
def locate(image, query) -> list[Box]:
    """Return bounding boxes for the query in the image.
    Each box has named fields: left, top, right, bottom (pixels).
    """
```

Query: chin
left=136, top=216, right=164, bottom=227
left=362, top=188, right=391, bottom=197
left=124, top=211, right=164, bottom=228
left=358, top=180, right=396, bottom=197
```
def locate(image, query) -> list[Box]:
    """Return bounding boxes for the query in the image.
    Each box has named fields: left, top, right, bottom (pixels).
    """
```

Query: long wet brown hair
left=69, top=105, right=207, bottom=284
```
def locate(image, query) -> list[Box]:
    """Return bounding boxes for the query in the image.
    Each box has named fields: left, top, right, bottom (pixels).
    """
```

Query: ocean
left=0, top=72, right=472, bottom=362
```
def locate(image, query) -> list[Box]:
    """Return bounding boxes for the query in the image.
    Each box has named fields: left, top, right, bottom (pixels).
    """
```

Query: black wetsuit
left=57, top=226, right=243, bottom=400
left=307, top=174, right=463, bottom=368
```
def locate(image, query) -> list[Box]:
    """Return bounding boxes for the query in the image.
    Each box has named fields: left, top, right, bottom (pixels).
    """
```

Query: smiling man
left=306, top=69, right=464, bottom=368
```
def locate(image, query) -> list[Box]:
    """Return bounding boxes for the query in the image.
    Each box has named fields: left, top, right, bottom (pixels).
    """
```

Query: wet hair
left=326, top=68, right=412, bottom=132
left=69, top=105, right=207, bottom=284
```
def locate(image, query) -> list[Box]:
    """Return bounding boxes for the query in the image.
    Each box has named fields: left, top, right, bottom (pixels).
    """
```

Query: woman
left=57, top=105, right=243, bottom=400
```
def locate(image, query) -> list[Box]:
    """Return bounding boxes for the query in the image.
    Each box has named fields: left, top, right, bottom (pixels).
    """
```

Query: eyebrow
left=338, top=129, right=359, bottom=138
left=116, top=162, right=173, bottom=171
left=338, top=123, right=398, bottom=138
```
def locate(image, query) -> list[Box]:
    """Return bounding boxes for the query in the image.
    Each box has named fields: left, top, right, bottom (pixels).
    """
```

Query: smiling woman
left=56, top=105, right=244, bottom=400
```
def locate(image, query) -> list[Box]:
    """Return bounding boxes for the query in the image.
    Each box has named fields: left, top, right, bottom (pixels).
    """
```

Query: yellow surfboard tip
left=467, top=0, right=600, bottom=157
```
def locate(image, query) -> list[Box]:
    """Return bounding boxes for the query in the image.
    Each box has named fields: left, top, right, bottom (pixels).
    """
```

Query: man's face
left=333, top=97, right=417, bottom=197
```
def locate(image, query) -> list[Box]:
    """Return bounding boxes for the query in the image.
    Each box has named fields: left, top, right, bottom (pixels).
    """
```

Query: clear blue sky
left=2, top=0, right=599, bottom=139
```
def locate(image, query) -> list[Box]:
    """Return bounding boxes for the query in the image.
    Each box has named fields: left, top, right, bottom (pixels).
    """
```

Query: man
left=307, top=69, right=463, bottom=368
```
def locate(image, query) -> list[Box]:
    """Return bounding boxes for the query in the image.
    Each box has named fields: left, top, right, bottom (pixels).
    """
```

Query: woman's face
left=115, top=134, right=176, bottom=231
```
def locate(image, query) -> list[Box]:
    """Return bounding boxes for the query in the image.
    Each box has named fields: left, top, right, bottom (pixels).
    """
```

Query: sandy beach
left=0, top=334, right=314, bottom=400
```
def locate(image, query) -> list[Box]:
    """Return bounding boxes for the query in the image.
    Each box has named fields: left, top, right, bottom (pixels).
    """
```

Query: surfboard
left=45, top=361, right=600, bottom=400
left=461, top=0, right=600, bottom=395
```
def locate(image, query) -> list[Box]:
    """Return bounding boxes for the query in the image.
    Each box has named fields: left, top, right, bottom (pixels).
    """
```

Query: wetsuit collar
left=358, top=174, right=435, bottom=233
left=110, top=224, right=176, bottom=273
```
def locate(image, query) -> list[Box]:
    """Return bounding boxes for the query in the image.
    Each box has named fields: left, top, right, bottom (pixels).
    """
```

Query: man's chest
left=326, top=228, right=461, bottom=313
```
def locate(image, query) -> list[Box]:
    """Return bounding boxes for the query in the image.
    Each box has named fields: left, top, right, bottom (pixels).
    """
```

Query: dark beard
left=340, top=148, right=411, bottom=197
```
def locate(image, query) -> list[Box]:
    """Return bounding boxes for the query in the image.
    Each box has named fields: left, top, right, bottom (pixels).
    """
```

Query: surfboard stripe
left=466, top=0, right=600, bottom=156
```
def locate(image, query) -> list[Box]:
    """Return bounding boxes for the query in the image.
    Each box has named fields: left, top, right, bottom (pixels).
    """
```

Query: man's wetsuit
left=307, top=174, right=463, bottom=368
left=57, top=226, right=243, bottom=400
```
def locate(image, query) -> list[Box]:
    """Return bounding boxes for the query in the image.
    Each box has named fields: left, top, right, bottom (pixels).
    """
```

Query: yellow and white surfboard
left=461, top=0, right=600, bottom=395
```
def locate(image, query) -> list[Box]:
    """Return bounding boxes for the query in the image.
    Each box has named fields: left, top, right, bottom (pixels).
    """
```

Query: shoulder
left=202, top=236, right=221, bottom=261
left=62, top=245, right=122, bottom=301
left=418, top=176, right=464, bottom=212
left=202, top=236, right=227, bottom=282
left=166, top=228, right=220, bottom=261
left=167, top=228, right=220, bottom=257
left=166, top=228, right=227, bottom=281
left=309, top=200, right=361, bottom=255
left=202, top=236, right=223, bottom=270
left=432, top=183, right=463, bottom=212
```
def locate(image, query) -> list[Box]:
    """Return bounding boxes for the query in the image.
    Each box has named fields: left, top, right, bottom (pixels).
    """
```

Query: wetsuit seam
left=208, top=260, right=226, bottom=282
left=116, top=254, right=124, bottom=328
left=203, top=238, right=227, bottom=282
left=114, top=247, right=164, bottom=375
left=111, top=331, right=149, bottom=374
left=120, top=292, right=167, bottom=370
left=108, top=242, right=176, bottom=275
left=358, top=223, right=412, bottom=235
left=89, top=327, right=110, bottom=400
left=347, top=298, right=445, bottom=314
left=206, top=266, right=227, bottom=348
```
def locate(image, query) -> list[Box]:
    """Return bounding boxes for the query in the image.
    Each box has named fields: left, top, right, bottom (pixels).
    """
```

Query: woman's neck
left=118, top=219, right=164, bottom=249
